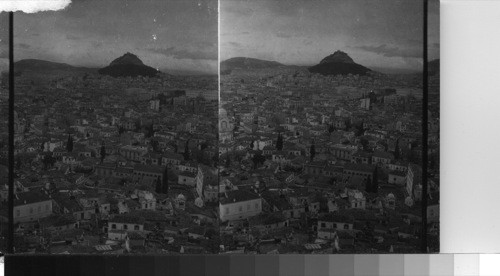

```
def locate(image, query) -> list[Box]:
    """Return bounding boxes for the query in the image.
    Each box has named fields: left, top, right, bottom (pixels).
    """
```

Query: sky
left=0, top=13, right=8, bottom=73
left=8, top=0, right=218, bottom=74
left=221, top=0, right=440, bottom=72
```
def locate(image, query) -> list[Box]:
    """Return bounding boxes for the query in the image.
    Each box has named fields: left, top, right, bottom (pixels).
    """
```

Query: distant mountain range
left=13, top=53, right=161, bottom=78
left=14, top=59, right=96, bottom=75
left=98, top=52, right=160, bottom=77
left=221, top=51, right=373, bottom=76
left=220, top=57, right=285, bottom=74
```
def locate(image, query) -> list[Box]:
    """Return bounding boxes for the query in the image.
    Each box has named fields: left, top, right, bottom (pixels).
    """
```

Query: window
left=124, top=224, right=128, bottom=230
left=332, top=223, right=337, bottom=228
left=111, top=224, right=116, bottom=229
left=344, top=224, right=349, bottom=230
left=320, top=222, right=326, bottom=228
left=134, top=225, right=139, bottom=231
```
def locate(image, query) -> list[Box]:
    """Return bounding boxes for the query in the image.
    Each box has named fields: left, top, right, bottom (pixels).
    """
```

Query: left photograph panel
left=12, top=0, right=219, bottom=254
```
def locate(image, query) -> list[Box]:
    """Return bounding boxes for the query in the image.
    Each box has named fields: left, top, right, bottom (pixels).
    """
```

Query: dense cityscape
left=218, top=52, right=440, bottom=253
left=2, top=55, right=220, bottom=254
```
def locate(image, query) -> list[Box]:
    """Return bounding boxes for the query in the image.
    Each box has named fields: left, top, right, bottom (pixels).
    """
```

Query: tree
left=183, top=139, right=190, bottom=161
left=355, top=123, right=365, bottom=136
left=328, top=124, right=335, bottom=133
left=200, top=142, right=208, bottom=151
left=42, top=154, right=55, bottom=170
left=146, top=124, right=154, bottom=138
left=66, top=134, right=73, bottom=152
left=100, top=144, right=106, bottom=164
left=151, top=140, right=159, bottom=153
left=310, top=142, right=316, bottom=162
left=155, top=176, right=162, bottom=194
left=225, top=155, right=231, bottom=168
left=162, top=166, right=169, bottom=194
left=372, top=168, right=379, bottom=193
left=360, top=137, right=370, bottom=152
left=276, top=133, right=283, bottom=151
left=252, top=152, right=265, bottom=169
left=394, top=138, right=400, bottom=159
left=345, top=120, right=351, bottom=131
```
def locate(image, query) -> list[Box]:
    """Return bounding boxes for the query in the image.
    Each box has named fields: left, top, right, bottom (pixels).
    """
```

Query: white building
left=219, top=190, right=262, bottom=222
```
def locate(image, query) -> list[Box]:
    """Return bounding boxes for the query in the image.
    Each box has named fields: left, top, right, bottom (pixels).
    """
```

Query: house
left=348, top=190, right=366, bottom=209
left=107, top=214, right=146, bottom=241
left=351, top=151, right=372, bottom=164
left=119, top=145, right=148, bottom=162
left=406, top=163, right=422, bottom=201
left=219, top=190, right=262, bottom=222
left=39, top=214, right=78, bottom=233
left=343, top=163, right=375, bottom=182
left=132, top=164, right=164, bottom=185
left=388, top=170, right=406, bottom=185
left=317, top=214, right=354, bottom=232
left=13, top=190, right=53, bottom=223
left=178, top=171, right=197, bottom=187
left=131, top=190, right=157, bottom=210
left=248, top=212, right=289, bottom=234
left=372, top=150, right=394, bottom=168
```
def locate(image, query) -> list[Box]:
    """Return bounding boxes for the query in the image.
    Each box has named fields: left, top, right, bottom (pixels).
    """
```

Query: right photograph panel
left=219, top=0, right=439, bottom=253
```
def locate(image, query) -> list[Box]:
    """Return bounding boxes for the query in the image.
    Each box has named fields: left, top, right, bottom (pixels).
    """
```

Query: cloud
left=16, top=43, right=31, bottom=49
left=66, top=34, right=81, bottom=40
left=148, top=47, right=217, bottom=61
left=0, top=0, right=71, bottom=13
left=228, top=42, right=242, bottom=47
left=354, top=44, right=421, bottom=58
left=276, top=32, right=292, bottom=38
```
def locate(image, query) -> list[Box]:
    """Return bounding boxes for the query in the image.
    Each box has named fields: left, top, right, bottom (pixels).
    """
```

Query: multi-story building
left=219, top=190, right=262, bottom=222
left=13, top=190, right=53, bottom=223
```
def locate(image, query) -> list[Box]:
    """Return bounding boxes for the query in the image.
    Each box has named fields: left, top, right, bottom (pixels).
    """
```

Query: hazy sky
left=10, top=0, right=218, bottom=74
left=221, top=0, right=439, bottom=72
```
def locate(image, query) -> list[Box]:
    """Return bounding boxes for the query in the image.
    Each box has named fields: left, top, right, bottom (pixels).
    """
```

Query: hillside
left=308, top=50, right=372, bottom=76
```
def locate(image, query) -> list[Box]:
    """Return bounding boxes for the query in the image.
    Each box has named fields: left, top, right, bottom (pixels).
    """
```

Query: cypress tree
left=66, top=134, right=73, bottom=152
left=328, top=124, right=334, bottom=133
left=276, top=133, right=283, bottom=151
left=100, top=144, right=106, bottom=164
left=162, top=166, right=169, bottom=194
left=183, top=140, right=190, bottom=161
left=155, top=176, right=162, bottom=194
left=310, top=142, right=316, bottom=161
left=394, top=138, right=400, bottom=159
